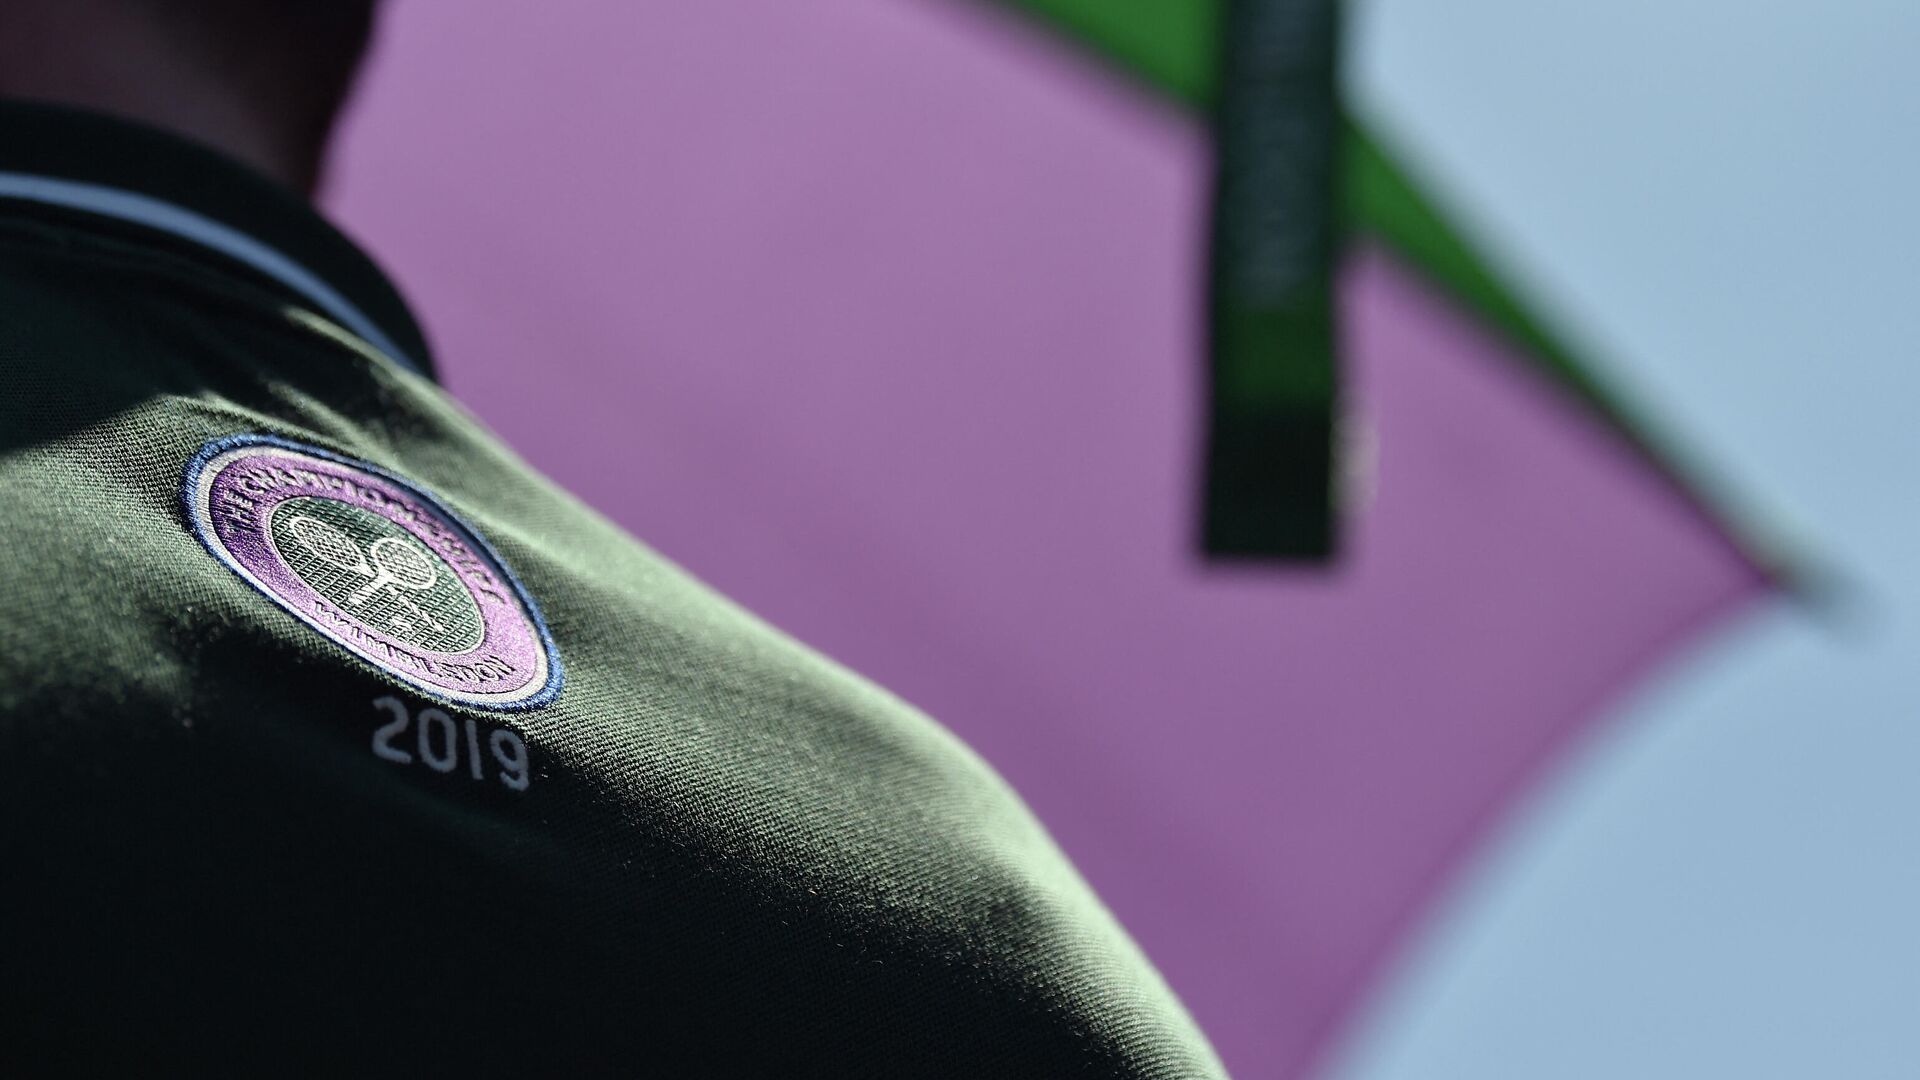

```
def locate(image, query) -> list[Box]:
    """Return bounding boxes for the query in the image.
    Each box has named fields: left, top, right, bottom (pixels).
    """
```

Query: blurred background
left=325, top=2, right=1920, bottom=1077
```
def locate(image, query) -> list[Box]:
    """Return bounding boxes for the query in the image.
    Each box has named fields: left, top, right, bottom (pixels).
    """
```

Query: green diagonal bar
left=986, top=0, right=1619, bottom=437
left=1343, top=128, right=1624, bottom=445
left=985, top=0, right=1224, bottom=108
left=1342, top=127, right=1802, bottom=588
left=982, top=0, right=1799, bottom=582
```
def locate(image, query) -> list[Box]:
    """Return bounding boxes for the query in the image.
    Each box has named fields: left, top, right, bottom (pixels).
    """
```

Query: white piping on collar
left=0, top=170, right=422, bottom=374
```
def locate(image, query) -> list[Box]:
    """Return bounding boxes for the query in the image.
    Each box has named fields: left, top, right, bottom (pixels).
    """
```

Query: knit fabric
left=0, top=186, right=1227, bottom=1074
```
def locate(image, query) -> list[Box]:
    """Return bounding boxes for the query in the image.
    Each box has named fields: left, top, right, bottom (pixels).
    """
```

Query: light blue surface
left=1334, top=1, right=1920, bottom=1077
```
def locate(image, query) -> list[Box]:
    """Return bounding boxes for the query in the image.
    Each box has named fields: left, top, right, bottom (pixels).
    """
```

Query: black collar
left=0, top=100, right=434, bottom=380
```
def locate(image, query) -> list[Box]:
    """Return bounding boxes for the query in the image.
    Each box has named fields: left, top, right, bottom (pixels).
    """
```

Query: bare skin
left=0, top=0, right=373, bottom=194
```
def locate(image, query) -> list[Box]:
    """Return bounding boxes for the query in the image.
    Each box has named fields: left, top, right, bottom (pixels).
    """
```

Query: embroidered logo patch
left=184, top=435, right=561, bottom=709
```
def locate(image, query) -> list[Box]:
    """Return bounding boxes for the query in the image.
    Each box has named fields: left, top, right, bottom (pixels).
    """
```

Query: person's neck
left=0, top=3, right=320, bottom=193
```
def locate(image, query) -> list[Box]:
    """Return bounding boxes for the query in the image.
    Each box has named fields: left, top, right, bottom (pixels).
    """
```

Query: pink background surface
left=329, top=1, right=1764, bottom=1073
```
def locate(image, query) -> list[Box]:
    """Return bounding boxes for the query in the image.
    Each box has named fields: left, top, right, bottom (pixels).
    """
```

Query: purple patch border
left=183, top=433, right=563, bottom=710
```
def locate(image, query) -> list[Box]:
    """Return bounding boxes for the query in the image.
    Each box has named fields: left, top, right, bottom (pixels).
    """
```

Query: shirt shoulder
left=0, top=234, right=1223, bottom=1077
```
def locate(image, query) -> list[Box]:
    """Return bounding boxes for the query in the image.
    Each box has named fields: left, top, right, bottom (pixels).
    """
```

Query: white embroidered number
left=417, top=708, right=458, bottom=772
left=372, top=696, right=412, bottom=764
left=371, top=695, right=531, bottom=792
left=489, top=728, right=531, bottom=792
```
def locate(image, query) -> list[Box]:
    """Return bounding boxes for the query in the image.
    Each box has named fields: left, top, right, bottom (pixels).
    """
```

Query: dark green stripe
left=990, top=0, right=1347, bottom=560
left=988, top=0, right=1631, bottom=428
left=982, top=0, right=1794, bottom=581
left=1202, top=0, right=1342, bottom=558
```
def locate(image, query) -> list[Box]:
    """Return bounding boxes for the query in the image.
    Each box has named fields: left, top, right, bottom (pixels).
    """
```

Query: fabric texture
left=0, top=126, right=1226, bottom=1076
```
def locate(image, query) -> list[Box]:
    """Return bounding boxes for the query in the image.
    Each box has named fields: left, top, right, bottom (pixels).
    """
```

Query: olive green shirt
left=0, top=104, right=1225, bottom=1077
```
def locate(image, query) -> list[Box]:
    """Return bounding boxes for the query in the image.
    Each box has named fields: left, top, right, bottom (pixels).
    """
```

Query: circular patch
left=185, top=435, right=560, bottom=709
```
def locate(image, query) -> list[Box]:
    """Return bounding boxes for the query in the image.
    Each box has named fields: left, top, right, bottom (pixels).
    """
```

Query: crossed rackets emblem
left=286, top=513, right=449, bottom=635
